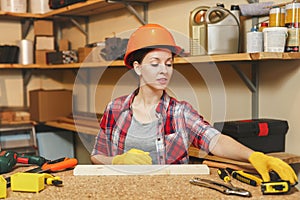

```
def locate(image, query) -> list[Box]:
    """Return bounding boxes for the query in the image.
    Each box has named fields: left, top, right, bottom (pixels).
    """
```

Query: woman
left=91, top=24, right=297, bottom=185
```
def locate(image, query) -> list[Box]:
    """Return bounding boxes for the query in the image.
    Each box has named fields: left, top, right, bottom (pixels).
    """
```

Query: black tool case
left=49, top=0, right=87, bottom=9
left=213, top=119, right=289, bottom=153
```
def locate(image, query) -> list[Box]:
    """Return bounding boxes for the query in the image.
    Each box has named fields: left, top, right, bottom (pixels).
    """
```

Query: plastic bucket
left=29, top=0, right=52, bottom=14
left=263, top=27, right=288, bottom=52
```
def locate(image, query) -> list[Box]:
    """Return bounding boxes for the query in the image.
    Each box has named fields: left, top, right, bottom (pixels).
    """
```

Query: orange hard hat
left=124, top=24, right=182, bottom=68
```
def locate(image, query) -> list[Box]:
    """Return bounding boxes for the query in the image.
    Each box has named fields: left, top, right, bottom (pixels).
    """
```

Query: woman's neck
left=131, top=86, right=162, bottom=123
left=135, top=86, right=163, bottom=106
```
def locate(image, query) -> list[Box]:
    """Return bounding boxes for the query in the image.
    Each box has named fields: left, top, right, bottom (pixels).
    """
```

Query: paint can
left=263, top=27, right=288, bottom=52
left=285, top=3, right=300, bottom=28
left=269, top=7, right=285, bottom=27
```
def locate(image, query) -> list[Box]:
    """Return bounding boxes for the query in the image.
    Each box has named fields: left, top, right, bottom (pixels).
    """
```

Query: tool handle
left=217, top=168, right=231, bottom=183
left=16, top=153, right=47, bottom=166
left=42, top=157, right=78, bottom=172
left=232, top=171, right=262, bottom=186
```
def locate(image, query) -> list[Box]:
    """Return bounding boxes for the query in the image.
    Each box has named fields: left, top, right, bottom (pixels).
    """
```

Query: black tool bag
left=0, top=45, right=19, bottom=64
left=100, top=37, right=129, bottom=61
left=49, top=0, right=87, bottom=9
left=214, top=119, right=289, bottom=153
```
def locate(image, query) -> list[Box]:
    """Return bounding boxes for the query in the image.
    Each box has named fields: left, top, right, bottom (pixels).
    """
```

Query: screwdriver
left=217, top=168, right=234, bottom=187
left=226, top=168, right=262, bottom=186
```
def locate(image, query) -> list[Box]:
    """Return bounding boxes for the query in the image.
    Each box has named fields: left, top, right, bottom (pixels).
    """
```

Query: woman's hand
left=249, top=152, right=298, bottom=185
left=112, top=148, right=152, bottom=165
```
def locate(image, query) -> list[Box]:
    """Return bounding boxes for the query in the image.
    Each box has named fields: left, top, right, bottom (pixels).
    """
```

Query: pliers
left=190, top=177, right=252, bottom=197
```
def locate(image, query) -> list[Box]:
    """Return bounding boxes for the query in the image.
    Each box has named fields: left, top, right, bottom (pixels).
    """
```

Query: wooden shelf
left=0, top=0, right=157, bottom=19
left=1, top=52, right=300, bottom=69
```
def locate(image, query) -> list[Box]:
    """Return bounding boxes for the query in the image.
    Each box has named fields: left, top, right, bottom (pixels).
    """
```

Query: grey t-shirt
left=124, top=116, right=158, bottom=164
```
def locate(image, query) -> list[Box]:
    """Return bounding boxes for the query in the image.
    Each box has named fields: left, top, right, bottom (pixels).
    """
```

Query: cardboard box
left=35, top=36, right=55, bottom=50
left=214, top=119, right=288, bottom=153
left=29, top=89, right=72, bottom=122
left=59, top=39, right=70, bottom=51
left=78, top=47, right=92, bottom=62
left=35, top=50, right=55, bottom=64
left=34, top=20, right=54, bottom=36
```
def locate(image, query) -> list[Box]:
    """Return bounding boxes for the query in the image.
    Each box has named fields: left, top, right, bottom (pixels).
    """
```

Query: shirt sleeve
left=91, top=104, right=112, bottom=156
left=182, top=101, right=221, bottom=153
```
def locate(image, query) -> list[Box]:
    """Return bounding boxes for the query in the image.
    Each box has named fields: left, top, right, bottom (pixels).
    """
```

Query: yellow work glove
left=112, top=148, right=152, bottom=165
left=249, top=152, right=298, bottom=185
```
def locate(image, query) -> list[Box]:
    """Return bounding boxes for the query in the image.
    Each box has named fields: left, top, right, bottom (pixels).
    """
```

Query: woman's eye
left=166, top=63, right=173, bottom=67
left=151, top=63, right=159, bottom=67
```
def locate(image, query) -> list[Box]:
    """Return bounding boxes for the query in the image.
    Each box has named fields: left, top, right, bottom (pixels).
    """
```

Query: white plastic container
left=1, top=0, right=27, bottom=13
left=205, top=6, right=240, bottom=55
left=263, top=27, right=288, bottom=52
left=247, top=27, right=263, bottom=53
left=18, top=39, right=33, bottom=65
left=29, top=0, right=52, bottom=14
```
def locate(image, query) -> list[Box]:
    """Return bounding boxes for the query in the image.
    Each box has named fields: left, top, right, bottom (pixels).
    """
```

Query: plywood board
left=74, top=164, right=210, bottom=176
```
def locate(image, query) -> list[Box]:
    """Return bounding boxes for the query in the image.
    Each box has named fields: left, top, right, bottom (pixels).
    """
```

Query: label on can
left=285, top=3, right=300, bottom=25
left=269, top=7, right=285, bottom=27
left=285, top=28, right=300, bottom=52
left=190, top=25, right=207, bottom=55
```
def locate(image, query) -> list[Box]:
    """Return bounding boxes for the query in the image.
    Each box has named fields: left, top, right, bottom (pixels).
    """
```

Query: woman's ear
left=133, top=61, right=142, bottom=76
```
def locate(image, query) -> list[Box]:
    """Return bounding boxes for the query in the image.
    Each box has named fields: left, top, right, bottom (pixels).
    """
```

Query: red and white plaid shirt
left=92, top=89, right=220, bottom=164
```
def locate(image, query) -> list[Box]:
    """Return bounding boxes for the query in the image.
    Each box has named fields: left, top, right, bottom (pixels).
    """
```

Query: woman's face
left=134, top=48, right=173, bottom=90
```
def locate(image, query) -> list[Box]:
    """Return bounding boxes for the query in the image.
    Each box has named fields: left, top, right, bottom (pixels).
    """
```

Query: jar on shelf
left=259, top=22, right=269, bottom=32
left=269, top=7, right=285, bottom=27
left=285, top=3, right=300, bottom=52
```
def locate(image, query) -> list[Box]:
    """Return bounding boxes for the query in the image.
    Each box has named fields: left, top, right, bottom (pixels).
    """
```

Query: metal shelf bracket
left=22, top=69, right=33, bottom=107
left=106, top=0, right=149, bottom=25
left=231, top=62, right=259, bottom=119
left=21, top=19, right=33, bottom=39
left=69, top=16, right=89, bottom=44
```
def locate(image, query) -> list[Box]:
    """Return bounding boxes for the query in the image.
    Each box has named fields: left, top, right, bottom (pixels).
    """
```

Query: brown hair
left=126, top=47, right=176, bottom=68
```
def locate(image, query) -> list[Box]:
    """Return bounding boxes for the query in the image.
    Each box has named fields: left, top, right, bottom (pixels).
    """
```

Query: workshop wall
left=60, top=0, right=300, bottom=157
left=0, top=0, right=299, bottom=167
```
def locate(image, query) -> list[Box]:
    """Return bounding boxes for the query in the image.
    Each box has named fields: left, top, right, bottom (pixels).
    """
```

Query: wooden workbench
left=2, top=167, right=299, bottom=200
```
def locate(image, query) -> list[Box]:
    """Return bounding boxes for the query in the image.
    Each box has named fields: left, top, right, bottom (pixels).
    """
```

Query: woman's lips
left=157, top=78, right=168, bottom=85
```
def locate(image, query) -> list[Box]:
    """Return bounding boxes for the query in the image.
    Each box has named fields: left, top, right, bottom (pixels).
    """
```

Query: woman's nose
left=159, top=64, right=168, bottom=73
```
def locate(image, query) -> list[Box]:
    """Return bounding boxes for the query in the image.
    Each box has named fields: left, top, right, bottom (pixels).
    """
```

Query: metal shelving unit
left=0, top=123, right=39, bottom=155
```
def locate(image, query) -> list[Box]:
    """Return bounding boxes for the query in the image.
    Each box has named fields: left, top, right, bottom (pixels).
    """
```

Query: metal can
left=269, top=7, right=285, bottom=27
left=285, top=27, right=300, bottom=52
left=285, top=3, right=300, bottom=28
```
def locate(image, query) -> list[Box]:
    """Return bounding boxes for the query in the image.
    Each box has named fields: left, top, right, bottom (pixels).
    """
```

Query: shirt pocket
left=164, top=132, right=188, bottom=164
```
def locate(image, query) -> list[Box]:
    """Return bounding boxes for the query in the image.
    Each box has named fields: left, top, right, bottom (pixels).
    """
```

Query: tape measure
left=261, top=181, right=290, bottom=194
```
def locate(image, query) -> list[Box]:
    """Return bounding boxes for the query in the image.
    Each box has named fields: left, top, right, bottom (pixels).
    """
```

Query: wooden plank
left=250, top=52, right=284, bottom=60
left=282, top=52, right=300, bottom=60
left=3, top=52, right=300, bottom=70
left=188, top=146, right=253, bottom=169
left=57, top=116, right=100, bottom=129
left=0, top=0, right=157, bottom=19
left=267, top=152, right=300, bottom=164
left=45, top=121, right=99, bottom=135
left=73, top=164, right=210, bottom=176
left=175, top=53, right=252, bottom=64
left=0, top=64, right=12, bottom=68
